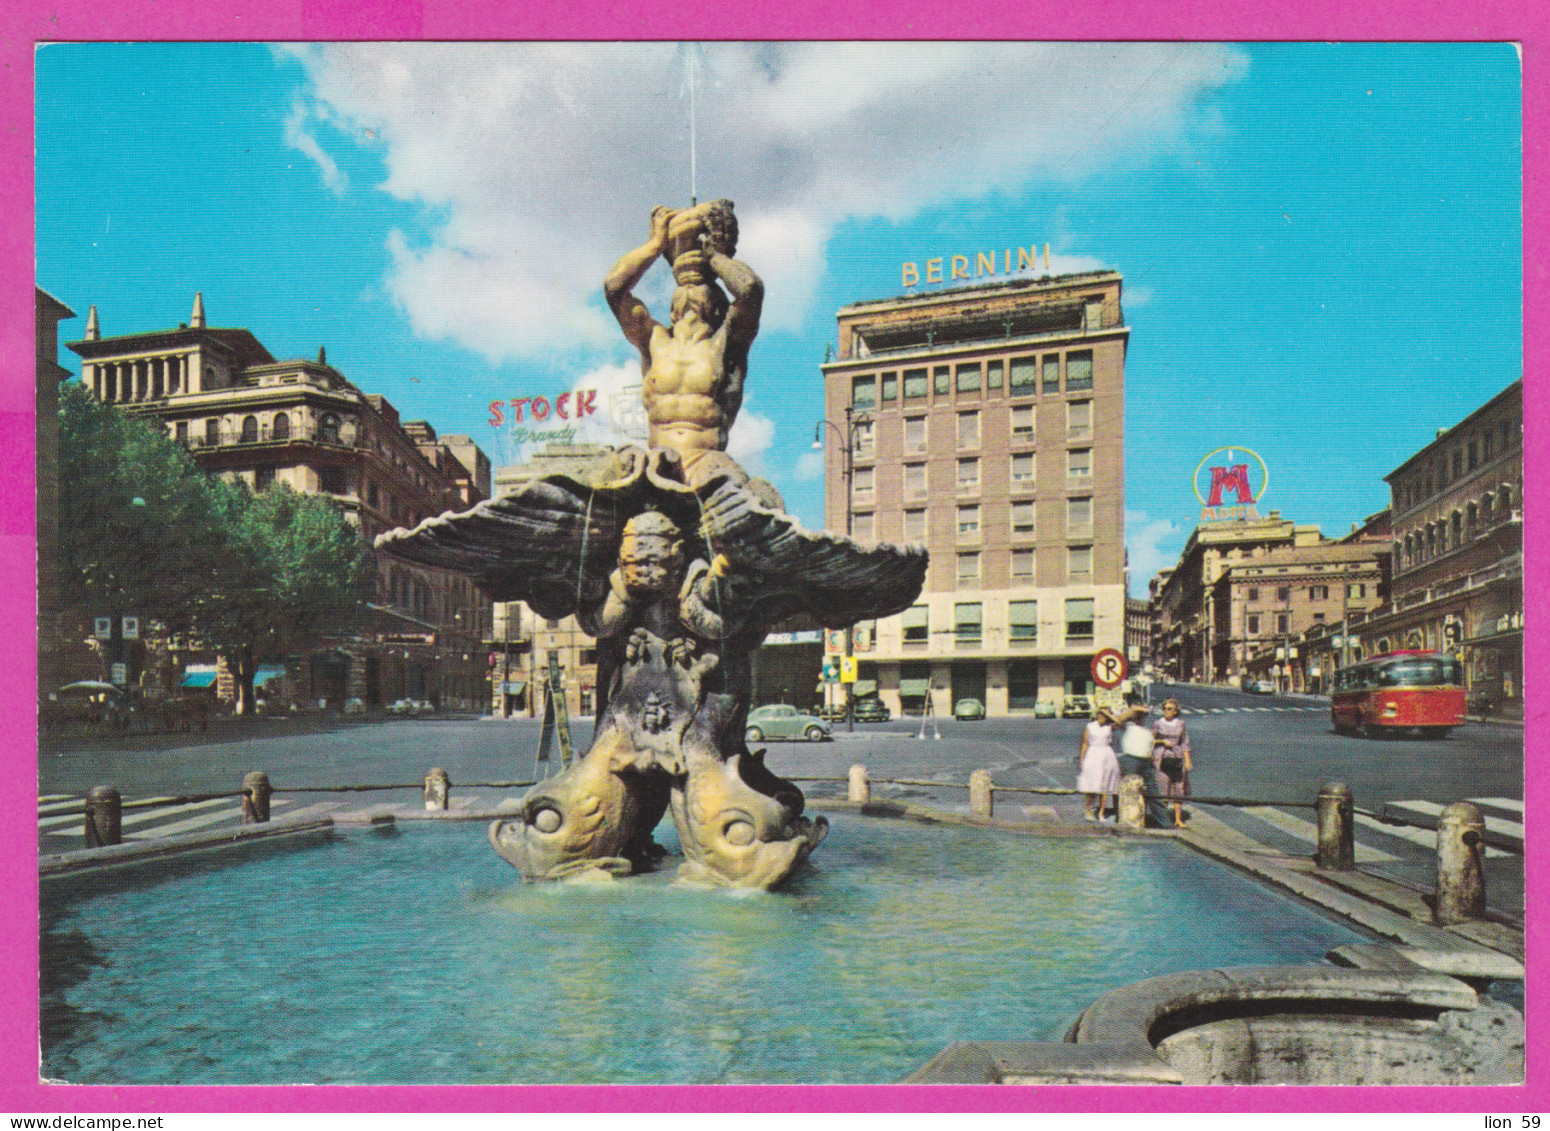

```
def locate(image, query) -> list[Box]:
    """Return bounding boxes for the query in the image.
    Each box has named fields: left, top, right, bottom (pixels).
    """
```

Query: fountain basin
left=41, top=814, right=1379, bottom=1085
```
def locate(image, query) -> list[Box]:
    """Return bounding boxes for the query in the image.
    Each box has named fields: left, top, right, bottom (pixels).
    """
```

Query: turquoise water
left=41, top=819, right=1364, bottom=1085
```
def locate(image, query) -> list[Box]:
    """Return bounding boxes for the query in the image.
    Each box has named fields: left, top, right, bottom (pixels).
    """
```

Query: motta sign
left=903, top=243, right=1051, bottom=288
left=1193, top=446, right=1270, bottom=521
left=488, top=388, right=600, bottom=428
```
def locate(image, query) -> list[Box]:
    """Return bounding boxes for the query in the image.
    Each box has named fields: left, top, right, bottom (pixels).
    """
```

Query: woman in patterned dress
left=1151, top=698, right=1192, bottom=826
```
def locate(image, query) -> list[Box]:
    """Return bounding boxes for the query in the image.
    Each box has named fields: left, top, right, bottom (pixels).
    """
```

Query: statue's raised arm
left=604, top=206, right=674, bottom=357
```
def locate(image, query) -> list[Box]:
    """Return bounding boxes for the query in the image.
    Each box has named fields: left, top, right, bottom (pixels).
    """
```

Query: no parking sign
left=1091, top=648, right=1127, bottom=690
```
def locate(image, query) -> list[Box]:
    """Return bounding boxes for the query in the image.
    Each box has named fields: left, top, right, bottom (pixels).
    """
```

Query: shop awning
left=502, top=680, right=527, bottom=696
left=898, top=678, right=931, bottom=698
left=852, top=679, right=878, bottom=698
left=254, top=666, right=286, bottom=687
left=179, top=670, right=217, bottom=688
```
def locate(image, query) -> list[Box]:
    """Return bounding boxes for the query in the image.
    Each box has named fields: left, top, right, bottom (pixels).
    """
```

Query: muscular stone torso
left=644, top=324, right=737, bottom=453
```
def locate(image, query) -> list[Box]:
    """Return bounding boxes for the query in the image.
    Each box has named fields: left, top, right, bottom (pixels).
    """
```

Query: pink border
left=4, top=3, right=1541, bottom=1114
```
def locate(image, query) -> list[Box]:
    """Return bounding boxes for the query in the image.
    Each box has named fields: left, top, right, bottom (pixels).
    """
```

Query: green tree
left=57, top=383, right=235, bottom=634
left=58, top=384, right=376, bottom=713
left=200, top=483, right=375, bottom=714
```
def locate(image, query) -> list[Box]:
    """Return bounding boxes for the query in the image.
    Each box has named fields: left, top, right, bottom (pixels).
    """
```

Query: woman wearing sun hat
left=1077, top=705, right=1122, bottom=822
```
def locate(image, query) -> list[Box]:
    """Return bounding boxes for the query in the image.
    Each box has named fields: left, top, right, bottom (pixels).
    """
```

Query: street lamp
left=812, top=405, right=870, bottom=732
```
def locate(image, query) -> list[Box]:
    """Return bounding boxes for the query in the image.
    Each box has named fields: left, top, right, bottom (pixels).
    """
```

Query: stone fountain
left=376, top=200, right=926, bottom=889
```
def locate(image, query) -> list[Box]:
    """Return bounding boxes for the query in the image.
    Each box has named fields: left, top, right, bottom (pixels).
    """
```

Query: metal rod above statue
left=376, top=199, right=927, bottom=890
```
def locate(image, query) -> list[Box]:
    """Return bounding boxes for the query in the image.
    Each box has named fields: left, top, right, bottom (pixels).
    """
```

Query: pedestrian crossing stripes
left=1242, top=806, right=1399, bottom=863
left=1235, top=796, right=1513, bottom=860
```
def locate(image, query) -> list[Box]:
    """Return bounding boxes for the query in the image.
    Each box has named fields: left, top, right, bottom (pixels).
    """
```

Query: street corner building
left=819, top=269, right=1128, bottom=718
left=1361, top=380, right=1523, bottom=718
left=63, top=293, right=495, bottom=711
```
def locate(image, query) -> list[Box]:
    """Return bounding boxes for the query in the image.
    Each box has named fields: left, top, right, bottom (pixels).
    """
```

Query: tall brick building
left=818, top=270, right=1128, bottom=716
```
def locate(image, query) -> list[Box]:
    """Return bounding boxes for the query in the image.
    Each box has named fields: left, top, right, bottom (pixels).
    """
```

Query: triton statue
left=377, top=200, right=926, bottom=889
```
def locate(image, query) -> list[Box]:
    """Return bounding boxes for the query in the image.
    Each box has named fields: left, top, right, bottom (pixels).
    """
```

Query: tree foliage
left=57, top=384, right=376, bottom=711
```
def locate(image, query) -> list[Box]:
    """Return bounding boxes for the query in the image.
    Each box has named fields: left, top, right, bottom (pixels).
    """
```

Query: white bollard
left=847, top=764, right=871, bottom=805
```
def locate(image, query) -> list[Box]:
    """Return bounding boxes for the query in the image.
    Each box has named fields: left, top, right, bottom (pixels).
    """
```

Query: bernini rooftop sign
left=902, top=243, right=1052, bottom=289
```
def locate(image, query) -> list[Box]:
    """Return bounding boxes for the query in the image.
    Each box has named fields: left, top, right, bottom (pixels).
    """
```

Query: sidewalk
left=39, top=708, right=487, bottom=755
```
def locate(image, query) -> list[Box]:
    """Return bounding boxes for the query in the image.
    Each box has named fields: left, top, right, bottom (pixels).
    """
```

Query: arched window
left=319, top=413, right=341, bottom=444
left=1451, top=511, right=1463, bottom=547
left=1403, top=533, right=1413, bottom=566
left=272, top=413, right=290, bottom=440
left=1482, top=494, right=1494, bottom=526
left=1498, top=484, right=1513, bottom=517
left=1425, top=526, right=1436, bottom=558
left=1466, top=502, right=1478, bottom=539
left=240, top=415, right=258, bottom=443
left=205, top=419, right=220, bottom=447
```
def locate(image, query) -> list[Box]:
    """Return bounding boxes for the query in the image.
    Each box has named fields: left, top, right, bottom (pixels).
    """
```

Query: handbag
left=1158, top=755, right=1185, bottom=780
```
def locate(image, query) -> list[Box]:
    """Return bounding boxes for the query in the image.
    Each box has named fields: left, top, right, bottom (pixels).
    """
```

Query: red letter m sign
left=1207, top=464, right=1254, bottom=506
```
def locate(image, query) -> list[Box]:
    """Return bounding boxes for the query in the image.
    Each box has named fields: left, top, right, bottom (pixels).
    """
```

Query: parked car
left=853, top=698, right=891, bottom=723
left=818, top=698, right=892, bottom=723
left=1032, top=699, right=1059, bottom=718
left=387, top=698, right=417, bottom=716
left=1062, top=694, right=1094, bottom=718
left=952, top=697, right=986, bottom=721
left=745, top=704, right=831, bottom=743
left=1248, top=680, right=1277, bottom=695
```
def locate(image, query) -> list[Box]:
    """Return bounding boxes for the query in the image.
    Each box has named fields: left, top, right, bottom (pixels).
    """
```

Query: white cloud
left=726, top=409, right=776, bottom=477
left=1125, top=508, right=1186, bottom=597
left=280, top=42, right=1246, bottom=362
left=284, top=103, right=347, bottom=195
left=792, top=449, right=825, bottom=483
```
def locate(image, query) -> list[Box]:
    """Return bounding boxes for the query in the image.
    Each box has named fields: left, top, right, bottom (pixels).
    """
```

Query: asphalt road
left=38, top=684, right=1524, bottom=914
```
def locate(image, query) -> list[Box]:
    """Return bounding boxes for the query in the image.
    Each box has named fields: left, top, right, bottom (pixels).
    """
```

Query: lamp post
left=813, top=405, right=870, bottom=732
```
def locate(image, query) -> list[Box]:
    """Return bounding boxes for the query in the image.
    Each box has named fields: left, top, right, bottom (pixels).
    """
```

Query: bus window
left=1384, top=659, right=1427, bottom=685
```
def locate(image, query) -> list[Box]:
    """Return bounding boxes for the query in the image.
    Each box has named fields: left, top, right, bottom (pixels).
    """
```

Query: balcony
left=184, top=424, right=362, bottom=451
left=1393, top=554, right=1522, bottom=613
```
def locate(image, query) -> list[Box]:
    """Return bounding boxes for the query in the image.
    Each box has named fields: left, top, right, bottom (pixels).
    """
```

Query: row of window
left=901, top=598, right=1097, bottom=647
left=1395, top=416, right=1520, bottom=512
left=850, top=349, right=1095, bottom=409
left=1245, top=613, right=1290, bottom=635
left=848, top=401, right=1094, bottom=456
left=851, top=451, right=1091, bottom=499
left=1398, top=485, right=1516, bottom=568
left=1242, top=583, right=1367, bottom=604
left=853, top=497, right=1095, bottom=542
left=943, top=547, right=1094, bottom=586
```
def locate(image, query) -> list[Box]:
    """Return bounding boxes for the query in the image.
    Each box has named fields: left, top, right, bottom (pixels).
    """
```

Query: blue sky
left=35, top=42, right=1521, bottom=593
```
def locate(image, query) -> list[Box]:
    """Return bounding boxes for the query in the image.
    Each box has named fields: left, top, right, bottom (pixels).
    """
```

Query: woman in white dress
left=1077, top=706, right=1122, bottom=822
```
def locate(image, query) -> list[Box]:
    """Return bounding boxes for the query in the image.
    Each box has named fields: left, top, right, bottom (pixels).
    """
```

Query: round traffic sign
left=1091, top=648, right=1127, bottom=689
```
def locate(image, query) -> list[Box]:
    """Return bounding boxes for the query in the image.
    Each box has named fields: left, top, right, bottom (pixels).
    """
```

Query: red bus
left=1330, top=651, right=1466, bottom=738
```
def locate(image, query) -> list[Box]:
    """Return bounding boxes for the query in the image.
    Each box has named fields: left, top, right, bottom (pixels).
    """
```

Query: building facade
left=65, top=294, right=493, bottom=709
left=1358, top=380, right=1522, bottom=715
left=484, top=444, right=611, bottom=718
left=1150, top=512, right=1323, bottom=684
left=37, top=288, right=77, bottom=699
left=819, top=270, right=1128, bottom=716
left=1218, top=539, right=1390, bottom=693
